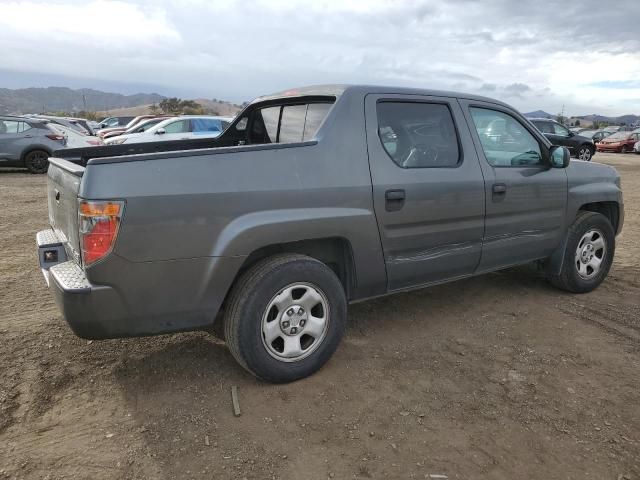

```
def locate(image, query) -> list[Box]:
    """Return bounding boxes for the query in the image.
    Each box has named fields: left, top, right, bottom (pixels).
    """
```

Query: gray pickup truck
left=37, top=85, right=624, bottom=383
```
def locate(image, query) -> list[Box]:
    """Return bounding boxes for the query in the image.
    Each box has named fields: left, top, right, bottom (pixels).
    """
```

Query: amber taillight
left=78, top=200, right=124, bottom=266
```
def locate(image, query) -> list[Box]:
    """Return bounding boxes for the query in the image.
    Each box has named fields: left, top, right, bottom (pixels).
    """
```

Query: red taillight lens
left=46, top=134, right=65, bottom=142
left=78, top=200, right=124, bottom=266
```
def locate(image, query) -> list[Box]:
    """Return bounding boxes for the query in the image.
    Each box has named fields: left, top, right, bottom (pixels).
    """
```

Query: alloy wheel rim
left=574, top=229, right=606, bottom=279
left=579, top=148, right=591, bottom=161
left=261, top=282, right=330, bottom=362
left=30, top=152, right=47, bottom=170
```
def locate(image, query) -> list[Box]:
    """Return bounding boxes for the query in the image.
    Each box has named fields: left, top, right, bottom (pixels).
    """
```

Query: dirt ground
left=1, top=153, right=639, bottom=480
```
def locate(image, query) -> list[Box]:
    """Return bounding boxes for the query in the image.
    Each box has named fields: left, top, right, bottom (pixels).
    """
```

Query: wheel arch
left=20, top=145, right=52, bottom=162
left=237, top=237, right=357, bottom=299
left=545, top=200, right=621, bottom=276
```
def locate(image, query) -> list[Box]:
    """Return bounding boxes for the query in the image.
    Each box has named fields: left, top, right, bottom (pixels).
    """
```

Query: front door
left=365, top=94, right=486, bottom=291
left=460, top=101, right=568, bottom=272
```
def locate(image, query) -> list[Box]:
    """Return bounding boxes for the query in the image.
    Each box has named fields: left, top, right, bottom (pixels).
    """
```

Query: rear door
left=460, top=101, right=568, bottom=272
left=366, top=94, right=486, bottom=291
left=0, top=120, right=30, bottom=160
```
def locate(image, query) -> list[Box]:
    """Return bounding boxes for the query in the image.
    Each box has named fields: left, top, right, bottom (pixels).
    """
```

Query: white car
left=634, top=140, right=640, bottom=154
left=104, top=116, right=233, bottom=145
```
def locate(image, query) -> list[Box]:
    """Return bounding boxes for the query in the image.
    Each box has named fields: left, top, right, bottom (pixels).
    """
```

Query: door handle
left=385, top=189, right=405, bottom=211
left=492, top=183, right=507, bottom=195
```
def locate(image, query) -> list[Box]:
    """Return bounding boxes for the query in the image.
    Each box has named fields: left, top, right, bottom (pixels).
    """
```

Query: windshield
left=580, top=130, right=596, bottom=137
left=127, top=118, right=163, bottom=133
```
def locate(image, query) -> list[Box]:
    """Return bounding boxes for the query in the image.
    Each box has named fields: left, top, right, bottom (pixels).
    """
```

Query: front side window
left=470, top=108, right=542, bottom=167
left=163, top=120, right=190, bottom=134
left=553, top=123, right=570, bottom=136
left=0, top=120, right=20, bottom=134
left=532, top=121, right=554, bottom=134
left=376, top=101, right=460, bottom=168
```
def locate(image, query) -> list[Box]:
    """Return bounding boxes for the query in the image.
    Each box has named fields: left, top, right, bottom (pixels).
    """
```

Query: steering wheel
left=403, top=144, right=438, bottom=168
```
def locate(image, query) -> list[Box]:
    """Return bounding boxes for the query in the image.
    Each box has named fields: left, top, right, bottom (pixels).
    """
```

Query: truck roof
left=255, top=84, right=512, bottom=109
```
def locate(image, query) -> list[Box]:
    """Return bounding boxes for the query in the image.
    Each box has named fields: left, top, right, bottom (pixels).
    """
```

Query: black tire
left=23, top=150, right=50, bottom=174
left=577, top=145, right=593, bottom=161
left=223, top=254, right=347, bottom=383
left=548, top=211, right=615, bottom=293
left=621, top=145, right=628, bottom=154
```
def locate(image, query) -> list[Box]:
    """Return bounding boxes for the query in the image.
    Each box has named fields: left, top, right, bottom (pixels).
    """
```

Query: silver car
left=0, top=116, right=67, bottom=173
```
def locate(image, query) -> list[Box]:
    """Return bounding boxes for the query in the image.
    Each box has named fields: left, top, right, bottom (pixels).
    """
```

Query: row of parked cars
left=569, top=125, right=640, bottom=155
left=0, top=113, right=233, bottom=173
left=530, top=118, right=640, bottom=160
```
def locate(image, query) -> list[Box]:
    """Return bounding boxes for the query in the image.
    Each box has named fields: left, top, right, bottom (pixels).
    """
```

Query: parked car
left=530, top=118, right=596, bottom=161
left=35, top=116, right=91, bottom=136
left=40, top=85, right=623, bottom=383
left=96, top=116, right=135, bottom=130
left=0, top=116, right=66, bottom=173
left=104, top=116, right=232, bottom=144
left=101, top=117, right=170, bottom=140
left=634, top=140, right=640, bottom=154
left=603, top=126, right=621, bottom=133
left=46, top=123, right=103, bottom=148
left=596, top=131, right=640, bottom=153
left=96, top=115, right=160, bottom=139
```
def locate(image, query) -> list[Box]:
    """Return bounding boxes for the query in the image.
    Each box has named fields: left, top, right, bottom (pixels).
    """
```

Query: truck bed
left=54, top=135, right=229, bottom=165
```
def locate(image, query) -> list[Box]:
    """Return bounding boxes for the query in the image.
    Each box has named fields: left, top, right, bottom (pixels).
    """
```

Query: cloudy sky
left=1, top=0, right=639, bottom=116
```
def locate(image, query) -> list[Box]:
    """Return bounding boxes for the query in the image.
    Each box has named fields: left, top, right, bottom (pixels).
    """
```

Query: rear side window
left=192, top=118, right=222, bottom=133
left=248, top=102, right=333, bottom=145
left=376, top=102, right=460, bottom=168
left=0, top=120, right=31, bottom=134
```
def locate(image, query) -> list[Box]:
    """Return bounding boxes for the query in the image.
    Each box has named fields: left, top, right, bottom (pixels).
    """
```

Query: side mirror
left=567, top=131, right=574, bottom=137
left=549, top=145, right=570, bottom=168
left=156, top=128, right=166, bottom=135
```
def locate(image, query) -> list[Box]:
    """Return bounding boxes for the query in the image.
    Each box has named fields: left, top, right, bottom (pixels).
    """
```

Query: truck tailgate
left=47, top=157, right=85, bottom=264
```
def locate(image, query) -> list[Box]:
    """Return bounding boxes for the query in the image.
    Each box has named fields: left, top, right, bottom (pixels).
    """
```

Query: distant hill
left=0, top=86, right=243, bottom=117
left=0, top=87, right=166, bottom=115
left=96, top=99, right=242, bottom=118
left=577, top=113, right=640, bottom=126
left=524, top=110, right=554, bottom=119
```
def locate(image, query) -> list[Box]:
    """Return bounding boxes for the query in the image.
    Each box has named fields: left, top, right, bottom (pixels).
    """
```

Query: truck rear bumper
left=37, top=229, right=243, bottom=339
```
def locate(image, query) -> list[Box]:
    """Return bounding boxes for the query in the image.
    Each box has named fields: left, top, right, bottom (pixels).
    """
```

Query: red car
left=596, top=131, right=640, bottom=153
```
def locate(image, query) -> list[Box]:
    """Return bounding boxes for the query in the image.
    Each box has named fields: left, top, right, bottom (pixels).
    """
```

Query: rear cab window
left=244, top=100, right=334, bottom=145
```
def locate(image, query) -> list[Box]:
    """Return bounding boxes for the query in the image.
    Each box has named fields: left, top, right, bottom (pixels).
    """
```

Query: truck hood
left=566, top=159, right=620, bottom=188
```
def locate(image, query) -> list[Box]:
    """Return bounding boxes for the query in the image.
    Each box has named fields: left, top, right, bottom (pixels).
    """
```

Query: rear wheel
left=24, top=150, right=49, bottom=174
left=621, top=145, right=629, bottom=154
left=548, top=211, right=615, bottom=293
left=577, top=145, right=593, bottom=161
left=223, top=254, right=347, bottom=383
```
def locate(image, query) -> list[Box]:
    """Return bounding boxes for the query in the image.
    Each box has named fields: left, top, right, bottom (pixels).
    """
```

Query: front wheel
left=577, top=145, right=593, bottom=161
left=223, top=254, right=347, bottom=383
left=548, top=211, right=615, bottom=293
left=24, top=150, right=50, bottom=174
left=621, top=145, right=629, bottom=154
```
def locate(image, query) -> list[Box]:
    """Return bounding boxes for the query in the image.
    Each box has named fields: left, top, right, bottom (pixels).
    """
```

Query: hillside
left=96, top=99, right=242, bottom=118
left=0, top=87, right=166, bottom=115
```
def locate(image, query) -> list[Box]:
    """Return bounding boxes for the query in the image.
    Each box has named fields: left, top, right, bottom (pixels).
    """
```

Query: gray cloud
left=0, top=0, right=638, bottom=115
